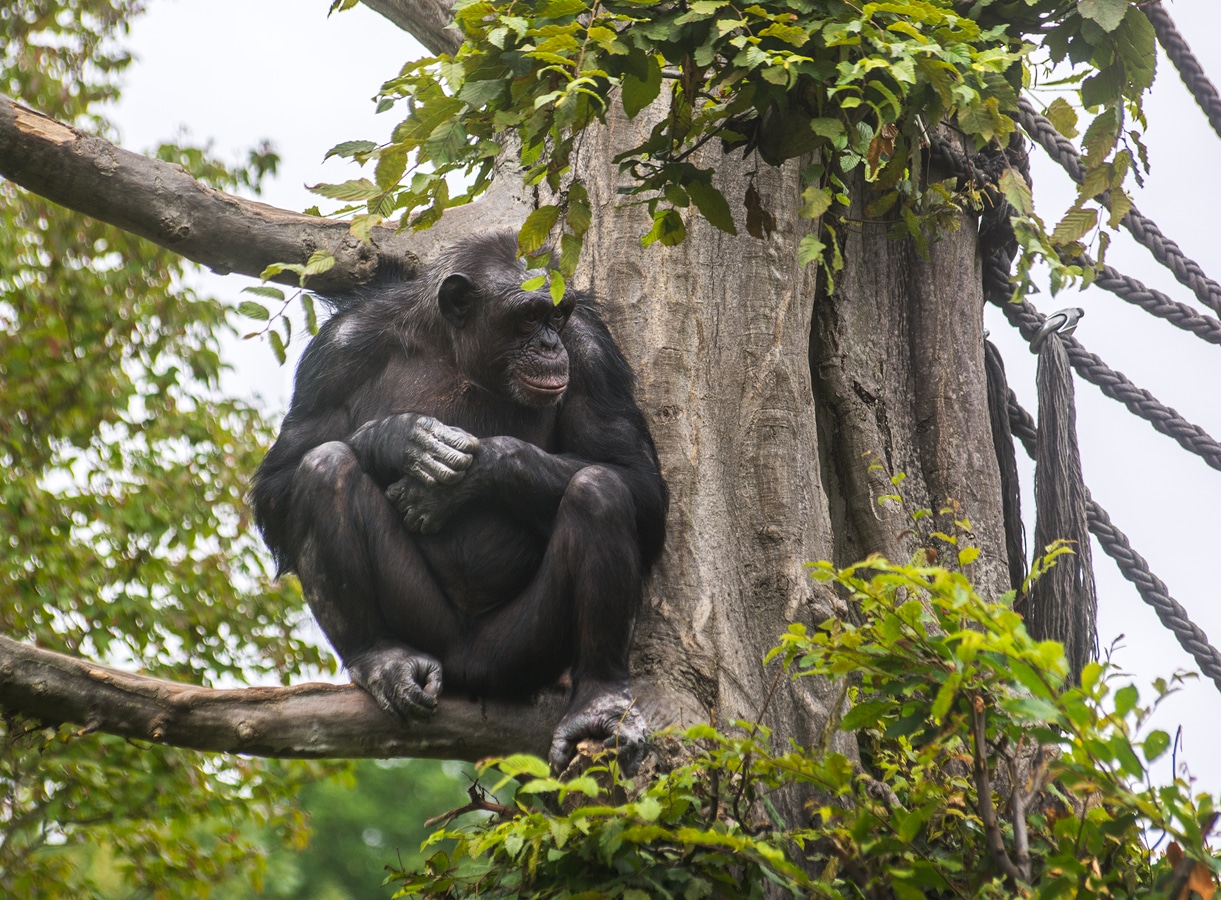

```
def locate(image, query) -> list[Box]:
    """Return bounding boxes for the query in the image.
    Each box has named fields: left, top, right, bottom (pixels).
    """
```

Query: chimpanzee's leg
left=291, top=441, right=461, bottom=719
left=458, top=465, right=648, bottom=771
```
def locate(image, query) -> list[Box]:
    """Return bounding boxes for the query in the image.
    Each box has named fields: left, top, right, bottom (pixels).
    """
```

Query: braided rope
left=1145, top=1, right=1221, bottom=142
left=1006, top=394, right=1221, bottom=692
left=1016, top=98, right=1221, bottom=317
left=985, top=258, right=1221, bottom=471
left=1091, top=258, right=1221, bottom=345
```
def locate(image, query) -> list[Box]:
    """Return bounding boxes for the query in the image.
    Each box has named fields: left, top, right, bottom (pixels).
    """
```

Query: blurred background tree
left=0, top=3, right=465, bottom=896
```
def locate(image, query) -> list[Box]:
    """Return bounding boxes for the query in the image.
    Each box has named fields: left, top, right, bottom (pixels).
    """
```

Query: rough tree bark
left=0, top=0, right=1011, bottom=780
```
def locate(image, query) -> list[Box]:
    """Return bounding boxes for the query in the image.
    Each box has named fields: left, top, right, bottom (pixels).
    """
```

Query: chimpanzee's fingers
left=411, top=451, right=468, bottom=485
left=549, top=735, right=575, bottom=774
left=423, top=418, right=480, bottom=454
left=407, top=460, right=439, bottom=486
left=418, top=433, right=475, bottom=479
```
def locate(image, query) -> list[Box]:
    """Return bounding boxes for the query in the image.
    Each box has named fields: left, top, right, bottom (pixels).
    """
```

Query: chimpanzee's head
left=435, top=239, right=575, bottom=407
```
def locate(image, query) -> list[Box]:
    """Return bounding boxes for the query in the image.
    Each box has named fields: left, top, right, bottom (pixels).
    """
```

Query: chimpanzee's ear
left=438, top=273, right=476, bottom=327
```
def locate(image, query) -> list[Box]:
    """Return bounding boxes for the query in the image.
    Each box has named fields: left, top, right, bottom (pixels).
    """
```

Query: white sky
left=107, top=1, right=1221, bottom=796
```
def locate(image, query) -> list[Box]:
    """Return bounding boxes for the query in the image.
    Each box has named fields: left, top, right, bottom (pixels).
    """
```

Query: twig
left=422, top=784, right=514, bottom=829
left=970, top=694, right=1025, bottom=886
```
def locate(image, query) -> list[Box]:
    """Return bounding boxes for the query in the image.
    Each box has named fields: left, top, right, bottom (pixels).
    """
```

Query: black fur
left=251, top=231, right=667, bottom=771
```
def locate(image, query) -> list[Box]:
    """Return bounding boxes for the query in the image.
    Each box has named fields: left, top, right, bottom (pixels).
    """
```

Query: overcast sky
left=106, top=1, right=1221, bottom=796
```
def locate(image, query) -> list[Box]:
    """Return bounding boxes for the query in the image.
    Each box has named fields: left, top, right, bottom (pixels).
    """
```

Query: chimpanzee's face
left=438, top=271, right=574, bottom=406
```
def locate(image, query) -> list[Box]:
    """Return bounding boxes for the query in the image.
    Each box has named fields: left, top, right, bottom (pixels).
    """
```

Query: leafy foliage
left=396, top=559, right=1219, bottom=898
left=323, top=0, right=1156, bottom=286
left=0, top=3, right=335, bottom=895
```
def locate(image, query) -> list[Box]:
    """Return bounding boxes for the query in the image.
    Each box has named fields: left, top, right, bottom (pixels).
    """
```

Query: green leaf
left=324, top=139, right=377, bottom=160
left=621, top=54, right=662, bottom=119
left=641, top=207, right=686, bottom=247
left=522, top=275, right=547, bottom=291
left=1001, top=696, right=1062, bottom=724
left=549, top=270, right=566, bottom=305
left=375, top=147, right=407, bottom=190
left=536, top=0, right=585, bottom=16
left=269, top=329, right=287, bottom=365
left=1051, top=207, right=1098, bottom=244
left=559, top=233, right=582, bottom=276
left=998, top=168, right=1033, bottom=216
left=931, top=671, right=961, bottom=721
left=1143, top=729, right=1171, bottom=762
left=241, top=285, right=286, bottom=301
left=349, top=213, right=381, bottom=244
left=499, top=754, right=550, bottom=779
left=1044, top=97, right=1079, bottom=139
left=307, top=178, right=381, bottom=201
left=799, top=185, right=834, bottom=220
left=797, top=234, right=826, bottom=268
left=759, top=23, right=808, bottom=47
left=519, top=205, right=560, bottom=255
left=238, top=300, right=270, bottom=321
left=1078, top=0, right=1128, bottom=33
left=687, top=180, right=737, bottom=234
left=423, top=121, right=470, bottom=165
left=805, top=119, right=844, bottom=140
left=303, top=251, right=336, bottom=278
left=1113, top=684, right=1139, bottom=718
left=302, top=293, right=318, bottom=335
left=840, top=698, right=895, bottom=731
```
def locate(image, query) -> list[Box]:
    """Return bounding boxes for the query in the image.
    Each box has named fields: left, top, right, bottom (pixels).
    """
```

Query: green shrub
left=394, top=557, right=1218, bottom=899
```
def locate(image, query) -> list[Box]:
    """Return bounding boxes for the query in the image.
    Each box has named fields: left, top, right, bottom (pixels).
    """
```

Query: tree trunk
left=573, top=114, right=1009, bottom=817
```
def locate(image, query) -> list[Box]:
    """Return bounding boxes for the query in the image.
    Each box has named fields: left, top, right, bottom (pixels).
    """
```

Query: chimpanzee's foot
left=347, top=643, right=443, bottom=721
left=549, top=685, right=648, bottom=776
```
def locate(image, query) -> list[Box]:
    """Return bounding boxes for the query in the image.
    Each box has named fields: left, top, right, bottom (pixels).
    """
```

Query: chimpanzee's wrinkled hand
left=386, top=473, right=476, bottom=534
left=347, top=642, right=443, bottom=721
left=549, top=685, right=649, bottom=776
left=398, top=415, right=479, bottom=485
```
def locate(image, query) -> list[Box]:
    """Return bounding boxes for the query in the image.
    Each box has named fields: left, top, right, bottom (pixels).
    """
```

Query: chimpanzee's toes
left=549, top=691, right=649, bottom=776
left=348, top=645, right=443, bottom=722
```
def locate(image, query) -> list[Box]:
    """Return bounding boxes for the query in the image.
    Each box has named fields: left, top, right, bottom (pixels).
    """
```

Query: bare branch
left=0, top=635, right=561, bottom=761
left=0, top=96, right=413, bottom=291
left=970, top=696, right=1025, bottom=886
left=0, top=96, right=531, bottom=292
left=359, top=0, right=462, bottom=55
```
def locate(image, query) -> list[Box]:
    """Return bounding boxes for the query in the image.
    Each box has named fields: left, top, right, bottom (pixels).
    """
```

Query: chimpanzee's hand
left=346, top=642, right=443, bottom=721
left=386, top=473, right=476, bottom=534
left=549, top=684, right=649, bottom=776
left=398, top=415, right=479, bottom=485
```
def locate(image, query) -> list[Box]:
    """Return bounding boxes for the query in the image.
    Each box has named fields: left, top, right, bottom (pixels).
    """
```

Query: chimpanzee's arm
left=388, top=308, right=668, bottom=564
left=347, top=414, right=480, bottom=487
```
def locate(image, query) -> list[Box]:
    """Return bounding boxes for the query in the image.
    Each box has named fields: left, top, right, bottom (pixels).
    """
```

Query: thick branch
left=0, top=635, right=560, bottom=761
left=359, top=0, right=462, bottom=55
left=0, top=96, right=530, bottom=291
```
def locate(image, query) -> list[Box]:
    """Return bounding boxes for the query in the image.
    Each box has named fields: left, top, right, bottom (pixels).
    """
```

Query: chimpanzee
left=251, top=231, right=667, bottom=772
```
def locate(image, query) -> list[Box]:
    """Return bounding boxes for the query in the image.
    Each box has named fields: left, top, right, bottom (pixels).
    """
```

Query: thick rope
left=936, top=111, right=1221, bottom=693
left=1007, top=394, right=1221, bottom=693
left=1144, top=1, right=1221, bottom=142
left=932, top=129, right=1221, bottom=474
left=984, top=257, right=1221, bottom=472
left=1016, top=98, right=1221, bottom=317
left=1029, top=334, right=1098, bottom=682
left=1090, top=257, right=1221, bottom=345
left=985, top=340, right=1027, bottom=592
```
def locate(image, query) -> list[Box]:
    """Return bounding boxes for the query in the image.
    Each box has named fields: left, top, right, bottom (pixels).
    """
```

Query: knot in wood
left=236, top=721, right=256, bottom=742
